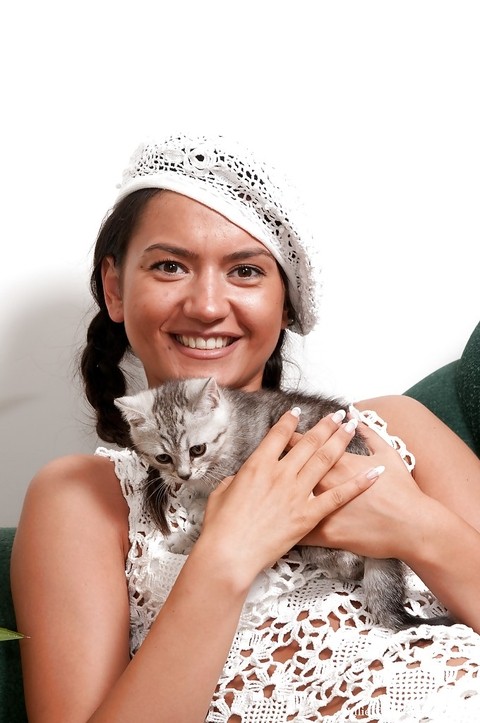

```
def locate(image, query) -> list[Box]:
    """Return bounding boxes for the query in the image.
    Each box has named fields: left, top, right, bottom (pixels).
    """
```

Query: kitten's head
left=114, top=377, right=231, bottom=495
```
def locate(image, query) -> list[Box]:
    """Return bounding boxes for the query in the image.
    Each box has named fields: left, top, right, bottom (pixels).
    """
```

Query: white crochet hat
left=115, top=133, right=321, bottom=335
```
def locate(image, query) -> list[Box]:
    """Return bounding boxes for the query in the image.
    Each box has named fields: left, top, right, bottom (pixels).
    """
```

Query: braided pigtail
left=79, top=188, right=162, bottom=446
left=80, top=309, right=131, bottom=447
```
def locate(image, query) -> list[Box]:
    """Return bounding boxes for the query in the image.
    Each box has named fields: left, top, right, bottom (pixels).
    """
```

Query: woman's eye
left=230, top=265, right=263, bottom=279
left=190, top=444, right=206, bottom=458
left=155, top=453, right=172, bottom=464
left=151, top=260, right=186, bottom=275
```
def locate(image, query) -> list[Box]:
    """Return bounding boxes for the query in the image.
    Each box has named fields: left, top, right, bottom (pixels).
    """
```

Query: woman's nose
left=182, top=272, right=231, bottom=323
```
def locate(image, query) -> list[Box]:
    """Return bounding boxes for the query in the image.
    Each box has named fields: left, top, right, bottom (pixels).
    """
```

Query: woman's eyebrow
left=143, top=243, right=198, bottom=259
left=223, top=248, right=275, bottom=262
left=142, top=244, right=274, bottom=262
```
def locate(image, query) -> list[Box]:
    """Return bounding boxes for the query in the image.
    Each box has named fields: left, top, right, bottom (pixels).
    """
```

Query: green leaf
left=0, top=627, right=24, bottom=641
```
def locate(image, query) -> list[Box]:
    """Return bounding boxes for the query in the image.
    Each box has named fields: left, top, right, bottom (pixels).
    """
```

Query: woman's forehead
left=131, top=191, right=277, bottom=258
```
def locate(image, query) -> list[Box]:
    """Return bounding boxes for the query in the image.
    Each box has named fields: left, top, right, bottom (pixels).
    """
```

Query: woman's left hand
left=299, top=423, right=429, bottom=560
left=299, top=398, right=480, bottom=631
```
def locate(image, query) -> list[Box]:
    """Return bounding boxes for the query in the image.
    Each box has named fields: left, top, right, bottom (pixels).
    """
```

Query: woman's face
left=102, top=191, right=288, bottom=391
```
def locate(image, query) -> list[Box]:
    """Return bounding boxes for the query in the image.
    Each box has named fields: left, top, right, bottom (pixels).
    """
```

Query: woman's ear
left=101, top=256, right=124, bottom=322
left=279, top=272, right=294, bottom=330
left=281, top=293, right=294, bottom=330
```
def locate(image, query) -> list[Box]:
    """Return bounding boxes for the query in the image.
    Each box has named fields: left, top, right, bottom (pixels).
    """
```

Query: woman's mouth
left=175, top=335, right=234, bottom=350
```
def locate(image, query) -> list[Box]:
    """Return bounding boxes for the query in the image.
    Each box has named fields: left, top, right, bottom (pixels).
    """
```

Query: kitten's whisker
left=201, top=468, right=234, bottom=490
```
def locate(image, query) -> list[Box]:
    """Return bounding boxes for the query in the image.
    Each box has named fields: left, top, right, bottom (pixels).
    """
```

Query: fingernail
left=344, top=418, right=358, bottom=433
left=331, top=409, right=347, bottom=424
left=365, top=465, right=385, bottom=480
left=348, top=404, right=361, bottom=420
left=290, top=407, right=301, bottom=418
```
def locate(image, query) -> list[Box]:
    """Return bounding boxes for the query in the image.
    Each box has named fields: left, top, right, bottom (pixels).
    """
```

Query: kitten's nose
left=177, top=471, right=191, bottom=481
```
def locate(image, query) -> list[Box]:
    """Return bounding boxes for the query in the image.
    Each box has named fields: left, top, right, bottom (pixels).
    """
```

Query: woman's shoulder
left=353, top=393, right=478, bottom=466
left=355, top=393, right=426, bottom=418
left=27, top=452, right=123, bottom=498
left=21, top=453, right=130, bottom=553
left=354, top=394, right=432, bottom=434
left=27, top=447, right=147, bottom=499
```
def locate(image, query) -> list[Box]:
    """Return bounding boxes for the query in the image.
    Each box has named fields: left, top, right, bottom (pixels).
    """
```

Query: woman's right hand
left=198, top=409, right=383, bottom=587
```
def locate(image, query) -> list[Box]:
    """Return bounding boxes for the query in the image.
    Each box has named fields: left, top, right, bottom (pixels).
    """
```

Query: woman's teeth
left=176, top=336, right=231, bottom=350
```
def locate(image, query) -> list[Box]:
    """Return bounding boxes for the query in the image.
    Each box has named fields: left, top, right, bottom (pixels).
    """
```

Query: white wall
left=1, top=1, right=479, bottom=525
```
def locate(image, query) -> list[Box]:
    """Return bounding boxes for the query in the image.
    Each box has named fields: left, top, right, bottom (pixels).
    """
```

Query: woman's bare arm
left=10, top=455, right=132, bottom=722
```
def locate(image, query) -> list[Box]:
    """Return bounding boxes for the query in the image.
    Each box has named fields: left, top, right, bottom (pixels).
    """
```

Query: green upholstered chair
left=405, top=321, right=480, bottom=457
left=1, top=321, right=479, bottom=721
left=0, top=528, right=27, bottom=722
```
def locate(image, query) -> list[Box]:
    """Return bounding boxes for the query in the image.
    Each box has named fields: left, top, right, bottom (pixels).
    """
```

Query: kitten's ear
left=205, top=377, right=221, bottom=407
left=193, top=377, right=221, bottom=415
left=114, top=395, right=149, bottom=428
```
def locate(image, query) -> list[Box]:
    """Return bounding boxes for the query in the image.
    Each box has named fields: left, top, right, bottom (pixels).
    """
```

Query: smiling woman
left=10, top=133, right=480, bottom=722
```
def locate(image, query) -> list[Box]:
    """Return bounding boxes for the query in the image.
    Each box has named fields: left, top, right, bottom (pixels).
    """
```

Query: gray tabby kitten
left=115, top=377, right=452, bottom=630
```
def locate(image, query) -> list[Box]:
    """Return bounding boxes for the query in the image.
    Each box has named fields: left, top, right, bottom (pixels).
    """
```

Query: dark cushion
left=0, top=528, right=27, bottom=722
left=456, top=321, right=480, bottom=454
left=405, top=321, right=480, bottom=457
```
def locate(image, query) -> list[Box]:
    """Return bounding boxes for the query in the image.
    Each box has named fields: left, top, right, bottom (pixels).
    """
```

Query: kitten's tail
left=363, top=558, right=455, bottom=630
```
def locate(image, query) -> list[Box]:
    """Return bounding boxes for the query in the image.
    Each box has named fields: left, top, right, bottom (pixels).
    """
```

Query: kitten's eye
left=155, top=453, right=172, bottom=464
left=189, top=444, right=206, bottom=458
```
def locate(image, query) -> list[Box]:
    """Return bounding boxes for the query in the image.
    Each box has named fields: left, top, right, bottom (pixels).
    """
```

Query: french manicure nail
left=290, top=407, right=301, bottom=418
left=344, top=418, right=358, bottom=433
left=331, top=409, right=347, bottom=424
left=348, top=404, right=361, bottom=420
left=365, top=465, right=385, bottom=480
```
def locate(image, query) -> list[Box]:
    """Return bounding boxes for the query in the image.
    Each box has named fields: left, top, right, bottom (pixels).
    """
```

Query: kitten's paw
left=177, top=487, right=196, bottom=507
left=166, top=531, right=193, bottom=555
left=188, top=501, right=206, bottom=526
left=299, top=547, right=363, bottom=580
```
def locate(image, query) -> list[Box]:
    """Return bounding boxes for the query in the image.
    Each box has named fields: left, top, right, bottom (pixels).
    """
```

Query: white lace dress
left=96, top=410, right=480, bottom=722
